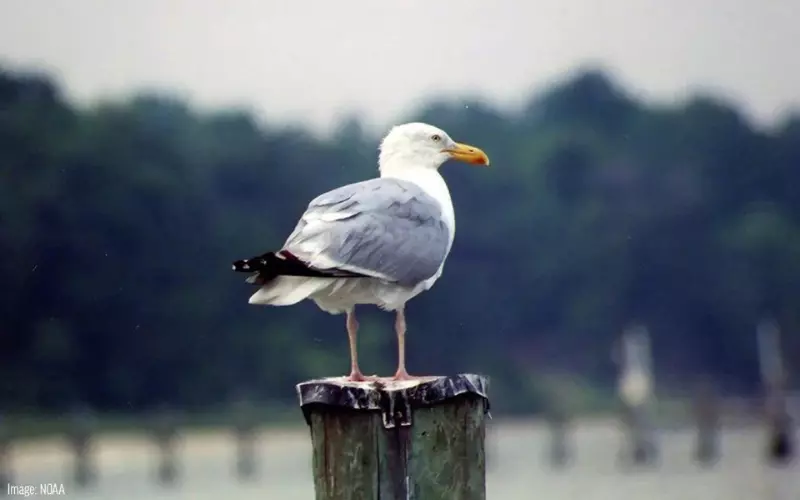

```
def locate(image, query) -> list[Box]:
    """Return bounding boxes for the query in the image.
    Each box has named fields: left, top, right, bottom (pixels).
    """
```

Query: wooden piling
left=232, top=395, right=259, bottom=480
left=150, top=406, right=180, bottom=486
left=615, top=325, right=658, bottom=466
left=765, top=391, right=794, bottom=465
left=691, top=378, right=720, bottom=466
left=297, top=373, right=490, bottom=500
left=544, top=406, right=571, bottom=468
left=68, top=406, right=96, bottom=487
left=757, top=319, right=794, bottom=465
left=0, top=414, right=11, bottom=491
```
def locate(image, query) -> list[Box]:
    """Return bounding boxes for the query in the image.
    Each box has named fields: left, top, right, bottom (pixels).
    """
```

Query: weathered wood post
left=231, top=394, right=259, bottom=480
left=0, top=413, right=11, bottom=492
left=757, top=319, right=794, bottom=465
left=150, top=406, right=180, bottom=486
left=615, top=324, right=658, bottom=467
left=67, top=405, right=96, bottom=487
left=691, top=377, right=720, bottom=466
left=297, top=373, right=490, bottom=500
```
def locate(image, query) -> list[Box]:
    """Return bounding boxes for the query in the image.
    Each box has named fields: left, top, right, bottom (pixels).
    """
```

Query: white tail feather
left=248, top=277, right=328, bottom=306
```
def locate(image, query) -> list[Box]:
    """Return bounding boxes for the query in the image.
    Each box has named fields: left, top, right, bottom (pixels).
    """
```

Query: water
left=8, top=418, right=797, bottom=499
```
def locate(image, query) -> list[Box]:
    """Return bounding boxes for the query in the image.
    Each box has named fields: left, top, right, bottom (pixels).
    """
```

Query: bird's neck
left=379, top=164, right=456, bottom=242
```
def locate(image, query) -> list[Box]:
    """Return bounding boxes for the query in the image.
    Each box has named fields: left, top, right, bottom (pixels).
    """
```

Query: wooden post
left=68, top=405, right=96, bottom=487
left=544, top=406, right=571, bottom=468
left=691, top=378, right=720, bottom=466
left=765, top=397, right=794, bottom=465
left=297, top=373, right=490, bottom=500
left=0, top=414, right=11, bottom=492
left=615, top=324, right=658, bottom=466
left=232, top=394, right=259, bottom=480
left=757, top=319, right=794, bottom=465
left=150, top=406, right=180, bottom=486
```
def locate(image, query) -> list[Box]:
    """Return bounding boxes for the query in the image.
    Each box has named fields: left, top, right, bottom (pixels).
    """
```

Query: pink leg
left=345, top=309, right=376, bottom=382
left=392, top=306, right=423, bottom=381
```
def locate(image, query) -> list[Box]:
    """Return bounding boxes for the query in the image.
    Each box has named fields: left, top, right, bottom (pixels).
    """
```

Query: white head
left=377, top=122, right=490, bottom=175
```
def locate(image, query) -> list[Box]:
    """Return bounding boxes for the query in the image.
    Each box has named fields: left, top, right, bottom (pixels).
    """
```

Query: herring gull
left=231, top=122, right=490, bottom=381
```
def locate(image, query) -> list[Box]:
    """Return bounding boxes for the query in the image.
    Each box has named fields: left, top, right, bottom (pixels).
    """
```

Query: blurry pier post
left=615, top=324, right=658, bottom=466
left=544, top=404, right=572, bottom=468
left=231, top=394, right=259, bottom=480
left=151, top=406, right=180, bottom=486
left=297, top=374, right=490, bottom=500
left=691, top=377, right=720, bottom=466
left=757, top=319, right=794, bottom=465
left=0, top=414, right=11, bottom=491
left=68, top=405, right=97, bottom=487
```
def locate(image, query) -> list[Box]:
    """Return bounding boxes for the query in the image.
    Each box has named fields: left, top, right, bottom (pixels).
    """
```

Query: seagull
left=232, top=122, right=490, bottom=381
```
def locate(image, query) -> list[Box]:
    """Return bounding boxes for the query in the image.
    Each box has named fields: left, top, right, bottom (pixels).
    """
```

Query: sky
left=0, top=0, right=797, bottom=134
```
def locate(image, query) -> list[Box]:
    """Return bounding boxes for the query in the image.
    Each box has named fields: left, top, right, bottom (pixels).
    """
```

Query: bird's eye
left=431, top=134, right=441, bottom=142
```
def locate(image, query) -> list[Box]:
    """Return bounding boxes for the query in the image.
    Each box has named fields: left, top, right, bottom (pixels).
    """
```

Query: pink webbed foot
left=391, top=369, right=426, bottom=382
left=346, top=370, right=379, bottom=382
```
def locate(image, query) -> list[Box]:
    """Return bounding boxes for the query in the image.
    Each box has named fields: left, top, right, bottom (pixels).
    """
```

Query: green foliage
left=1, top=66, right=798, bottom=415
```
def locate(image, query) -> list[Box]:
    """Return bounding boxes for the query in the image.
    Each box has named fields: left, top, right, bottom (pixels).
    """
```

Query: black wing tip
left=232, top=252, right=277, bottom=286
left=231, top=250, right=369, bottom=281
left=231, top=258, right=257, bottom=273
left=232, top=251, right=280, bottom=273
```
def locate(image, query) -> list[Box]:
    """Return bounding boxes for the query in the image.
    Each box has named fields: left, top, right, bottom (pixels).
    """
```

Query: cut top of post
left=296, top=373, right=490, bottom=429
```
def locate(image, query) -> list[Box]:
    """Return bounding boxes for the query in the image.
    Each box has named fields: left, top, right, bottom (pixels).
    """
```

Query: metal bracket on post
left=379, top=388, right=413, bottom=429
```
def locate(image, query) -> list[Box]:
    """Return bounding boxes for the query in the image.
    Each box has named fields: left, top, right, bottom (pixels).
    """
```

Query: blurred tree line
left=1, top=65, right=798, bottom=416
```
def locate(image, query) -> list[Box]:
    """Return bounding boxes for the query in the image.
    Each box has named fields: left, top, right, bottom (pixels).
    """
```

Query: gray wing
left=282, top=178, right=451, bottom=287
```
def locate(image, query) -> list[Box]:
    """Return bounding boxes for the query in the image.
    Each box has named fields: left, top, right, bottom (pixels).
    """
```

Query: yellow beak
left=444, top=142, right=490, bottom=166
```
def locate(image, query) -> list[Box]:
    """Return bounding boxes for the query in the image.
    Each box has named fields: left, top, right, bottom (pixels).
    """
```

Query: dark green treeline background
left=1, top=65, right=798, bottom=416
